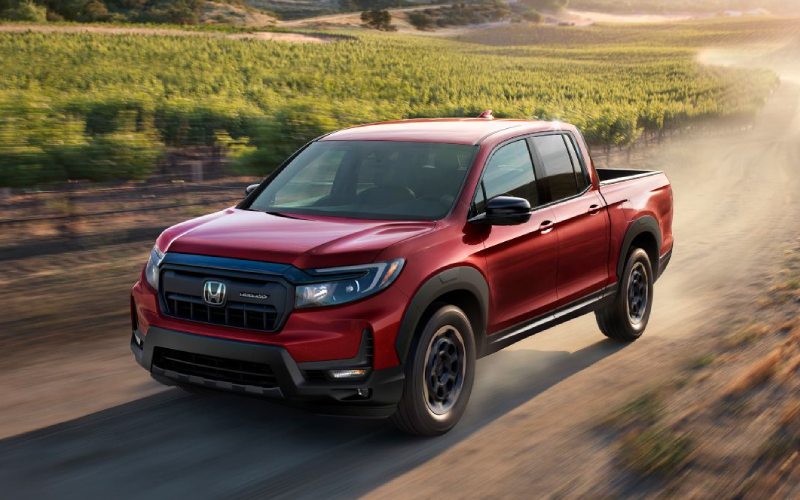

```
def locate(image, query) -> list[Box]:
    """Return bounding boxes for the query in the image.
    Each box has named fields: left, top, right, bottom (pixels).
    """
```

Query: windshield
left=246, top=141, right=478, bottom=220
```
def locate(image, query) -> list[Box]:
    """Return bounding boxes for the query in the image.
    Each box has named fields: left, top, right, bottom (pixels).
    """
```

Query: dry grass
left=619, top=427, right=693, bottom=476
left=779, top=400, right=800, bottom=428
left=760, top=399, right=800, bottom=460
left=779, top=352, right=800, bottom=382
left=778, top=320, right=797, bottom=334
left=603, top=391, right=665, bottom=431
left=723, top=323, right=771, bottom=349
left=687, top=353, right=716, bottom=370
left=769, top=279, right=800, bottom=304
left=777, top=328, right=800, bottom=381
left=602, top=389, right=695, bottom=477
left=722, top=349, right=782, bottom=398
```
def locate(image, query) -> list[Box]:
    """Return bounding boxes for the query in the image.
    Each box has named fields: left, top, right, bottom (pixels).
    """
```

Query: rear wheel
left=391, top=305, right=475, bottom=436
left=595, top=248, right=653, bottom=342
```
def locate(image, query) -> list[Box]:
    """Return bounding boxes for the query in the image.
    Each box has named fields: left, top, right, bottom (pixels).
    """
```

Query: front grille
left=159, top=267, right=290, bottom=332
left=153, top=347, right=278, bottom=388
left=165, top=292, right=278, bottom=331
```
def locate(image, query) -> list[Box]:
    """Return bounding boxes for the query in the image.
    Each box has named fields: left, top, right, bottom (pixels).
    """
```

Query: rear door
left=529, top=133, right=610, bottom=305
left=474, top=139, right=559, bottom=332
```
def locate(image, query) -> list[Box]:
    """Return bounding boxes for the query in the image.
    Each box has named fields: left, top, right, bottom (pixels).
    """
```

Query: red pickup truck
left=130, top=116, right=673, bottom=435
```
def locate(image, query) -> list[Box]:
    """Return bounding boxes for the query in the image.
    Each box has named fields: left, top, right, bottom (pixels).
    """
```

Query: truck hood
left=157, top=208, right=436, bottom=269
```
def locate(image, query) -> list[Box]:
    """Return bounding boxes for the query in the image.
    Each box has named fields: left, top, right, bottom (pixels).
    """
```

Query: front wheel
left=391, top=305, right=476, bottom=436
left=595, top=248, right=654, bottom=342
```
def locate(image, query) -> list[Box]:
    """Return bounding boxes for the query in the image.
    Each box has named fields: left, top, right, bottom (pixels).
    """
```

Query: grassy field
left=456, top=15, right=799, bottom=45
left=0, top=16, right=794, bottom=185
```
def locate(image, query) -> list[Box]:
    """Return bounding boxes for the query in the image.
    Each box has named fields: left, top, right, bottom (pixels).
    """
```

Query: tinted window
left=532, top=134, right=580, bottom=201
left=248, top=141, right=477, bottom=221
left=564, top=135, right=588, bottom=191
left=473, top=140, right=536, bottom=214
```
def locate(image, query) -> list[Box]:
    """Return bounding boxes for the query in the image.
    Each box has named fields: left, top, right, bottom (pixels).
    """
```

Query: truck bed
left=596, top=168, right=662, bottom=185
left=595, top=167, right=673, bottom=277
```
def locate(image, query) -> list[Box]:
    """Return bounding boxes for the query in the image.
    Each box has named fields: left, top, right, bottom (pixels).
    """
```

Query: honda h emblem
left=203, top=280, right=227, bottom=306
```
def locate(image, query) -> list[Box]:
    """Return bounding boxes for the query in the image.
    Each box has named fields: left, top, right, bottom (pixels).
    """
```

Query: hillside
left=0, top=0, right=276, bottom=25
left=243, top=0, right=341, bottom=19
left=242, top=1, right=446, bottom=20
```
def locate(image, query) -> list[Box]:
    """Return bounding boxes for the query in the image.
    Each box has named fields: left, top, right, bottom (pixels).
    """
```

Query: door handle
left=539, top=220, right=555, bottom=234
left=588, top=204, right=601, bottom=215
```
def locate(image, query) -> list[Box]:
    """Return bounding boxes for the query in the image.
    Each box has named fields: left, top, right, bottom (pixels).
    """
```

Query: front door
left=474, top=139, right=560, bottom=333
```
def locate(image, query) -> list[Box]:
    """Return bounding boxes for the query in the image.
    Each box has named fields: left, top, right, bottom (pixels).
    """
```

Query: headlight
left=295, top=258, right=405, bottom=308
left=144, top=246, right=165, bottom=291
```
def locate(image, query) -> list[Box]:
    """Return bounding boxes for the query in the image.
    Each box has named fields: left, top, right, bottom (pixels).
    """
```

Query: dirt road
left=1, top=43, right=799, bottom=498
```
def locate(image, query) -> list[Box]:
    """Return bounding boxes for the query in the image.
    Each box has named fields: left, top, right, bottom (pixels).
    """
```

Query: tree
left=521, top=9, right=542, bottom=23
left=31, top=0, right=205, bottom=24
left=141, top=0, right=203, bottom=24
left=346, top=0, right=401, bottom=10
left=0, top=103, right=162, bottom=188
left=39, top=0, right=90, bottom=20
left=231, top=101, right=339, bottom=176
left=361, top=9, right=396, bottom=31
left=0, top=0, right=47, bottom=21
left=408, top=11, right=434, bottom=31
left=518, top=0, right=569, bottom=12
left=81, top=0, right=111, bottom=21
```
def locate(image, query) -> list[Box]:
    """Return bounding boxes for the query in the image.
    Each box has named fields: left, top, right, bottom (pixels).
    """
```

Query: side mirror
left=245, top=183, right=260, bottom=195
left=482, top=196, right=531, bottom=226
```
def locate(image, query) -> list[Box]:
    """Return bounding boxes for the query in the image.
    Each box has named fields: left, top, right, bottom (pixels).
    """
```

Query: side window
left=474, top=140, right=537, bottom=214
left=564, top=135, right=588, bottom=191
left=531, top=134, right=581, bottom=202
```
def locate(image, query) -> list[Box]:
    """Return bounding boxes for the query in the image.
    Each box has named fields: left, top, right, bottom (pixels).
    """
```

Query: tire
left=391, top=305, right=476, bottom=436
left=595, top=248, right=654, bottom=342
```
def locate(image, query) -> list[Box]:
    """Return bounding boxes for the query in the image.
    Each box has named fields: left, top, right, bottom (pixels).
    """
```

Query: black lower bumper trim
left=131, top=327, right=404, bottom=416
left=658, top=247, right=673, bottom=280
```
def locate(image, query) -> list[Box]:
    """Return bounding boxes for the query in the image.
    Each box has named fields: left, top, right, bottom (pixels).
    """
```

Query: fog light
left=356, top=388, right=370, bottom=398
left=328, top=368, right=369, bottom=380
left=133, top=332, right=143, bottom=347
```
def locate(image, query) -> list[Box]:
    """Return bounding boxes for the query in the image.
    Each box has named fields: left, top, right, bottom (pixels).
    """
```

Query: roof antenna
left=478, top=109, right=494, bottom=119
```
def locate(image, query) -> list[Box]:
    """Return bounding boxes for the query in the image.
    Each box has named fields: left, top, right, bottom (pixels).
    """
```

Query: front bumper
left=132, top=326, right=404, bottom=417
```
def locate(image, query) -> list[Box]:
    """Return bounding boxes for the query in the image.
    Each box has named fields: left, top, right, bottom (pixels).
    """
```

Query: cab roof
left=320, top=118, right=572, bottom=146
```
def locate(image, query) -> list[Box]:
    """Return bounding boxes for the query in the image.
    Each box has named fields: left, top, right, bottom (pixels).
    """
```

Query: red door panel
left=551, top=190, right=610, bottom=304
left=482, top=206, right=559, bottom=333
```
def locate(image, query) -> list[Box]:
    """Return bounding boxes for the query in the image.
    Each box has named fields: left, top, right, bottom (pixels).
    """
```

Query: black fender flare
left=617, top=215, right=662, bottom=280
left=395, top=266, right=490, bottom=364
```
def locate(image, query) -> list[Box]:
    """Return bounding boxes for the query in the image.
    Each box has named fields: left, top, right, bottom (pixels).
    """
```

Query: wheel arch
left=618, top=216, right=661, bottom=280
left=395, top=266, right=490, bottom=364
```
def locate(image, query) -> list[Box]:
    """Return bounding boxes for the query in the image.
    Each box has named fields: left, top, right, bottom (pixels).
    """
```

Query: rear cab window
left=530, top=134, right=589, bottom=203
